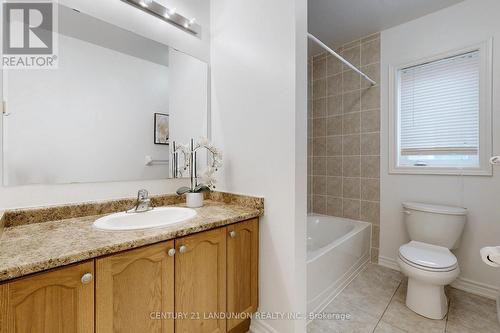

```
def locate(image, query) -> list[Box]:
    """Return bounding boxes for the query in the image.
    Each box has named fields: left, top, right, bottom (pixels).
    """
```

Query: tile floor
left=307, top=264, right=500, bottom=333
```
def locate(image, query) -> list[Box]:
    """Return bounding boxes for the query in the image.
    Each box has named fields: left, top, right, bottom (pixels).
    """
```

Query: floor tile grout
left=444, top=292, right=451, bottom=333
left=371, top=280, right=403, bottom=333
left=308, top=264, right=500, bottom=333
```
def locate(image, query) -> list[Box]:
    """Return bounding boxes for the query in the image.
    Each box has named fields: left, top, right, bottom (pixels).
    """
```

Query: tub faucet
left=130, top=189, right=152, bottom=213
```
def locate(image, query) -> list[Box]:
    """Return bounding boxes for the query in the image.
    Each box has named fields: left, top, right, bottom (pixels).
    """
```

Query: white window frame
left=388, top=40, right=493, bottom=176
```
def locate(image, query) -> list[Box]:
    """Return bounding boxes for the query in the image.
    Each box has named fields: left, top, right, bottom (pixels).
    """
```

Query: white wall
left=380, top=0, right=500, bottom=291
left=210, top=0, right=307, bottom=332
left=0, top=0, right=210, bottom=209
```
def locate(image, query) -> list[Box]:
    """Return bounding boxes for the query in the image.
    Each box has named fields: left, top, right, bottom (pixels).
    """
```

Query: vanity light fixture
left=121, top=0, right=201, bottom=36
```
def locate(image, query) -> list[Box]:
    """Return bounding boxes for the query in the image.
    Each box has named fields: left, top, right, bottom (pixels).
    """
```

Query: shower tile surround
left=308, top=33, right=380, bottom=262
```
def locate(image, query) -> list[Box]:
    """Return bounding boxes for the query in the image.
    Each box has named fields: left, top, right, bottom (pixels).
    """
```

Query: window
left=389, top=42, right=492, bottom=175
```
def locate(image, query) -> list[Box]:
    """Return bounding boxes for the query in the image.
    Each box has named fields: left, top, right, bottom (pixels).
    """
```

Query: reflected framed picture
left=154, top=113, right=169, bottom=145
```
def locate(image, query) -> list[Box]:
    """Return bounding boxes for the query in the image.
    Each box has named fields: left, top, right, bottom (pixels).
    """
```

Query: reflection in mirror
left=1, top=5, right=208, bottom=186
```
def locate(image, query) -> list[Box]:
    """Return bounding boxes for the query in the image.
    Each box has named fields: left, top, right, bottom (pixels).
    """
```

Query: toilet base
left=406, top=278, right=448, bottom=319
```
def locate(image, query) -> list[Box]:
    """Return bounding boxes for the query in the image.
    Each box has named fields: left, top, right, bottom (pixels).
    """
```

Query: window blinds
left=399, top=50, right=480, bottom=156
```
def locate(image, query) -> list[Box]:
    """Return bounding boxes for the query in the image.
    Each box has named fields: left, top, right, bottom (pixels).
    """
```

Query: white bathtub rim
left=307, top=214, right=371, bottom=263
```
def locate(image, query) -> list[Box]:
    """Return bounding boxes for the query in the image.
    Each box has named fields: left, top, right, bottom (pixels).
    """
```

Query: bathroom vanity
left=0, top=193, right=262, bottom=333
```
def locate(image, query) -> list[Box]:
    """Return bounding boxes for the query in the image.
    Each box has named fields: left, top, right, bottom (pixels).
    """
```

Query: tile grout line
left=444, top=292, right=452, bottom=333
left=371, top=280, right=404, bottom=333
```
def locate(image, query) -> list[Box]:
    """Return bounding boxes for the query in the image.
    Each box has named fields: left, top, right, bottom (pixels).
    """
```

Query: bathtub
left=307, top=214, right=371, bottom=314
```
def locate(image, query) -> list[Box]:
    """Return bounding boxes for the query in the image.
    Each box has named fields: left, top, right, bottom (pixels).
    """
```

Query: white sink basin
left=93, top=207, right=197, bottom=231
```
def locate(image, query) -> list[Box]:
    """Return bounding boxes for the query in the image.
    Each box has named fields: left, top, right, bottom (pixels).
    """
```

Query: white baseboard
left=378, top=255, right=400, bottom=271
left=249, top=319, right=280, bottom=333
left=378, top=255, right=498, bottom=300
left=451, top=277, right=498, bottom=300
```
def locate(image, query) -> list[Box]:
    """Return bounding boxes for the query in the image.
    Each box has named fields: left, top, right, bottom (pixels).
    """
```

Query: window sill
left=389, top=165, right=493, bottom=176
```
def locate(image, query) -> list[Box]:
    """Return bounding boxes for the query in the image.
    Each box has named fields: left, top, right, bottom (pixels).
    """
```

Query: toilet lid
left=399, top=241, right=457, bottom=270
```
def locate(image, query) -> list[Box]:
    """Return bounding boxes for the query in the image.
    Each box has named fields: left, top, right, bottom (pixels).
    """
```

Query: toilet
left=397, top=202, right=467, bottom=320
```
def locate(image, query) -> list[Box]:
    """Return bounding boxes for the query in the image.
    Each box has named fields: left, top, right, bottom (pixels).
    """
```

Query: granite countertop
left=0, top=194, right=263, bottom=282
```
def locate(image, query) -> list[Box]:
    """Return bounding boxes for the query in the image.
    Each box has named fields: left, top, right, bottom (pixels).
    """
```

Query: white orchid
left=175, top=137, right=222, bottom=194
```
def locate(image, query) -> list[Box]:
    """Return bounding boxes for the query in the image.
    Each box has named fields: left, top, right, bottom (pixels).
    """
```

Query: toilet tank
left=402, top=202, right=467, bottom=249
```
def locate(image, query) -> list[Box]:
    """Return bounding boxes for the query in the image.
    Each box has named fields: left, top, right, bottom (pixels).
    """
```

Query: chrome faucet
left=130, top=189, right=152, bottom=213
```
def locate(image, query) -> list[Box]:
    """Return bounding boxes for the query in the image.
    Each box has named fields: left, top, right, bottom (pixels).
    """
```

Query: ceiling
left=308, top=0, right=464, bottom=52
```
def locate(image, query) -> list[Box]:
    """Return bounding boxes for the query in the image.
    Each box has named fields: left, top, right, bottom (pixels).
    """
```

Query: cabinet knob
left=179, top=245, right=187, bottom=254
left=229, top=230, right=237, bottom=238
left=81, top=273, right=93, bottom=284
left=168, top=248, right=176, bottom=256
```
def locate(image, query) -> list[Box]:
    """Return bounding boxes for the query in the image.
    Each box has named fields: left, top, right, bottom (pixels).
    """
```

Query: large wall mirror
left=1, top=4, right=208, bottom=186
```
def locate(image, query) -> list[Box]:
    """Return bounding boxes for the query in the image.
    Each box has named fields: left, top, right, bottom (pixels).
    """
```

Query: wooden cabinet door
left=175, top=227, right=226, bottom=333
left=96, top=241, right=175, bottom=333
left=227, top=219, right=259, bottom=333
left=0, top=261, right=94, bottom=333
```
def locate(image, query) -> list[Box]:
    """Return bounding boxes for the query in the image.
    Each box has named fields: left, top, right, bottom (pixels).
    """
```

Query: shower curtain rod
left=307, top=33, right=377, bottom=86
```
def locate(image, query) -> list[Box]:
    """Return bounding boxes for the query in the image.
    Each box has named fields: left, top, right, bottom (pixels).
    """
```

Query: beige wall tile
left=372, top=225, right=380, bottom=248
left=313, top=57, right=327, bottom=79
left=308, top=34, right=380, bottom=224
left=361, top=110, right=380, bottom=133
left=361, top=179, right=380, bottom=201
left=327, top=156, right=342, bottom=176
left=361, top=63, right=381, bottom=89
left=361, top=156, right=380, bottom=178
left=313, top=78, right=326, bottom=99
left=327, top=55, right=342, bottom=76
left=361, top=33, right=380, bottom=44
left=343, top=39, right=361, bottom=50
left=326, top=136, right=342, bottom=156
left=343, top=91, right=361, bottom=114
left=327, top=95, right=343, bottom=116
left=312, top=118, right=327, bottom=137
left=312, top=195, right=327, bottom=214
left=343, top=156, right=361, bottom=177
left=343, top=70, right=361, bottom=92
left=313, top=98, right=327, bottom=118
left=361, top=133, right=380, bottom=155
left=313, top=175, right=327, bottom=195
left=312, top=52, right=327, bottom=61
left=371, top=248, right=379, bottom=263
left=361, top=86, right=380, bottom=110
left=313, top=136, right=327, bottom=156
left=326, top=196, right=343, bottom=216
left=313, top=157, right=327, bottom=175
left=361, top=38, right=380, bottom=66
left=327, top=74, right=342, bottom=96
left=343, top=199, right=361, bottom=219
left=343, top=112, right=361, bottom=134
left=343, top=177, right=361, bottom=199
left=341, top=45, right=361, bottom=70
left=342, top=134, right=360, bottom=155
left=327, top=116, right=343, bottom=136
left=361, top=200, right=380, bottom=224
left=327, top=176, right=342, bottom=196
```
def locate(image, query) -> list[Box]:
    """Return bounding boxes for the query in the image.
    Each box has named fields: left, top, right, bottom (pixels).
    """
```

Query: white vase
left=186, top=192, right=203, bottom=208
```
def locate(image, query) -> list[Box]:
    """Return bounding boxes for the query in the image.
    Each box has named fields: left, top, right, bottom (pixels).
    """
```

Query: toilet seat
left=399, top=241, right=458, bottom=272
